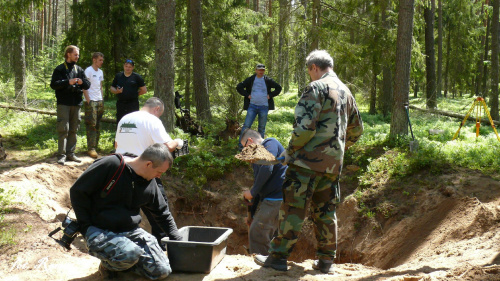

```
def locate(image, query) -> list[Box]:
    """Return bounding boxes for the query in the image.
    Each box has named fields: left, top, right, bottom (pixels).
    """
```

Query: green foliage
left=170, top=136, right=245, bottom=193
left=0, top=227, right=17, bottom=247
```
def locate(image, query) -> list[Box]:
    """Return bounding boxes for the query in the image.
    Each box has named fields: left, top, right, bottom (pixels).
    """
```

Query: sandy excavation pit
left=0, top=152, right=499, bottom=280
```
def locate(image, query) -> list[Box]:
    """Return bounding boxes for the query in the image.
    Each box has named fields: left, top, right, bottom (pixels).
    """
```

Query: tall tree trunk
left=369, top=55, right=378, bottom=115
left=390, top=0, right=415, bottom=138
left=65, top=0, right=68, bottom=32
left=73, top=0, right=78, bottom=28
left=381, top=0, right=393, bottom=117
left=490, top=0, right=499, bottom=120
left=191, top=0, right=212, bottom=120
left=267, top=0, right=273, bottom=76
left=14, top=17, right=27, bottom=107
left=53, top=0, right=58, bottom=42
left=40, top=6, right=44, bottom=52
left=185, top=0, right=192, bottom=111
left=483, top=13, right=491, bottom=96
left=297, top=0, right=308, bottom=95
left=476, top=1, right=487, bottom=97
left=112, top=0, right=123, bottom=74
left=444, top=23, right=451, bottom=98
left=278, top=0, right=287, bottom=85
left=155, top=0, right=176, bottom=132
left=253, top=0, right=259, bottom=46
left=424, top=0, right=436, bottom=109
left=48, top=0, right=52, bottom=41
left=437, top=0, right=443, bottom=98
left=370, top=0, right=380, bottom=115
left=311, top=0, right=320, bottom=50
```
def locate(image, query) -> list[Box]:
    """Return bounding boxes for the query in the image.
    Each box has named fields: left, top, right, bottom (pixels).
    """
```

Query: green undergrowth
left=0, top=188, right=16, bottom=247
left=346, top=94, right=500, bottom=224
left=1, top=85, right=500, bottom=223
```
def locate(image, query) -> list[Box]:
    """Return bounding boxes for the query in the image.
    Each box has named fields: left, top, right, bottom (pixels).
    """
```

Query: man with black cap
left=236, top=63, right=282, bottom=150
left=110, top=59, right=147, bottom=123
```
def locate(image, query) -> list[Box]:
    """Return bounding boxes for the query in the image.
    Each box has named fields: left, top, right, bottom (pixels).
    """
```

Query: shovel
left=253, top=156, right=285, bottom=165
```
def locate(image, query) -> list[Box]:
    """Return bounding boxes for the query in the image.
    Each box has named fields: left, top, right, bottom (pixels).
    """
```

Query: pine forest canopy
left=1, top=0, right=499, bottom=135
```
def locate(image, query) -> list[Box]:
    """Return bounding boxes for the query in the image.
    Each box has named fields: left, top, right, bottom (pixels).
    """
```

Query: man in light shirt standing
left=83, top=52, right=105, bottom=158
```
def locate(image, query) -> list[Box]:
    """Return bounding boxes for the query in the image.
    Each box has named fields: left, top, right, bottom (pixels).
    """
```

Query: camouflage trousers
left=85, top=226, right=171, bottom=280
left=269, top=164, right=340, bottom=260
left=84, top=100, right=104, bottom=150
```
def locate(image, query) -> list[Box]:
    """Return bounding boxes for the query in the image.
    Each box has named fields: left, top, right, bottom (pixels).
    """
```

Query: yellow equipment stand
left=452, top=97, right=500, bottom=142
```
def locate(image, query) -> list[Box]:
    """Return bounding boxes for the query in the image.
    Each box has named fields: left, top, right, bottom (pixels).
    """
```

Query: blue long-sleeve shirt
left=251, top=138, right=287, bottom=200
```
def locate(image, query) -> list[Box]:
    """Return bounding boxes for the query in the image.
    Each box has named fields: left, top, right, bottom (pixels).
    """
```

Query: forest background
left=2, top=0, right=500, bottom=136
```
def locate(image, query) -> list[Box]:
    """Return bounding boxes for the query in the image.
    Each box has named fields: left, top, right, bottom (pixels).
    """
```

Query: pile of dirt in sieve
left=234, top=143, right=276, bottom=163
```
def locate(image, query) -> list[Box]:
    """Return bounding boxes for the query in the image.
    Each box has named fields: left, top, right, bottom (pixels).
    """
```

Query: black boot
left=254, top=253, right=287, bottom=271
left=312, top=259, right=334, bottom=274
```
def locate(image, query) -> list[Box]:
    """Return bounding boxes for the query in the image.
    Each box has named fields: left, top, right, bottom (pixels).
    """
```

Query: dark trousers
left=116, top=99, right=139, bottom=124
left=56, top=104, right=81, bottom=157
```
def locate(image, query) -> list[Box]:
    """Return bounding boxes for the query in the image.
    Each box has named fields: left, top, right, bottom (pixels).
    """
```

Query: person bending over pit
left=115, top=97, right=184, bottom=248
left=70, top=143, right=178, bottom=280
left=240, top=128, right=287, bottom=255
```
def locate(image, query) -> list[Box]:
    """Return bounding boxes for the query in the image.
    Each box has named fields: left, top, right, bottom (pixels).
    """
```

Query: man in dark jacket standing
left=70, top=143, right=179, bottom=280
left=236, top=64, right=282, bottom=150
left=50, top=45, right=90, bottom=165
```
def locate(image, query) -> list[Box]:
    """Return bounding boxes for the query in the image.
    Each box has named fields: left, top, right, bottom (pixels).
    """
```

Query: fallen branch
left=409, top=105, right=500, bottom=126
left=0, top=103, right=117, bottom=124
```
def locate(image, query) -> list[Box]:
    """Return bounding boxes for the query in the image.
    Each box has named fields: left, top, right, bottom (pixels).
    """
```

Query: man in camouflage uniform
left=254, top=50, right=363, bottom=274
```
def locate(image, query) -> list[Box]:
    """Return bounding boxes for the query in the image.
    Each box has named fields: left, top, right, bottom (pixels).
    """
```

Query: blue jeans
left=85, top=226, right=172, bottom=280
left=239, top=104, right=269, bottom=148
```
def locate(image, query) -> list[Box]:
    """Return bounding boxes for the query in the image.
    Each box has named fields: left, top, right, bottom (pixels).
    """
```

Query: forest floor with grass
left=0, top=92, right=500, bottom=280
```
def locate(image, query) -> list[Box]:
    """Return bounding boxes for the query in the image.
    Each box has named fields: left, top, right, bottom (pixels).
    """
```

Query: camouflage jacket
left=287, top=71, right=363, bottom=175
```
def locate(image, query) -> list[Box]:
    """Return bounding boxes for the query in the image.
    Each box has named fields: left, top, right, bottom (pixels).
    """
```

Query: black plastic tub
left=161, top=226, right=233, bottom=273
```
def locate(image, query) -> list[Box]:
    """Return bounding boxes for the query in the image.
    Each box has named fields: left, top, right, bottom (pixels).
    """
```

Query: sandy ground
left=0, top=154, right=500, bottom=280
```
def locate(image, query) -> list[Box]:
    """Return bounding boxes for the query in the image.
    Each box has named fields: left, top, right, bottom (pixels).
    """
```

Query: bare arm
left=138, top=86, right=147, bottom=96
left=164, top=140, right=178, bottom=152
left=110, top=86, right=123, bottom=94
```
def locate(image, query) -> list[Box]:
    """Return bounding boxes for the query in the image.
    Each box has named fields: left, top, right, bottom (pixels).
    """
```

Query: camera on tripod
left=48, top=214, right=80, bottom=250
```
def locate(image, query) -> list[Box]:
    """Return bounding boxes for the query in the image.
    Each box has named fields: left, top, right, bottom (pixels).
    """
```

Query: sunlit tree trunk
left=390, top=0, right=415, bottom=138
left=437, top=0, right=443, bottom=98
left=380, top=0, right=393, bottom=117
left=424, top=0, right=436, bottom=109
left=155, top=0, right=176, bottom=131
left=14, top=17, right=27, bottom=107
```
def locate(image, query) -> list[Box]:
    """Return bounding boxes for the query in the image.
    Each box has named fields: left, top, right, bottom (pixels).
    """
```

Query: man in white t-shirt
left=115, top=97, right=183, bottom=156
left=83, top=52, right=105, bottom=158
left=115, top=97, right=184, bottom=248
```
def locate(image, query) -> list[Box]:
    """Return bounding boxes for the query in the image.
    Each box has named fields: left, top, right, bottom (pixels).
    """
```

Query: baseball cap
left=256, top=64, right=266, bottom=70
left=124, top=59, right=135, bottom=66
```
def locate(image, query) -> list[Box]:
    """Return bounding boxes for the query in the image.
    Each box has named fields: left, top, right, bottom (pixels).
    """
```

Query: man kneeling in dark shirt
left=70, top=143, right=179, bottom=280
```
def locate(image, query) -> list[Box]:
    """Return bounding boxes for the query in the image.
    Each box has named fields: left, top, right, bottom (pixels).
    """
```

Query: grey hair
left=241, top=128, right=262, bottom=143
left=305, top=50, right=334, bottom=71
left=144, top=97, right=165, bottom=111
left=139, top=143, right=173, bottom=168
